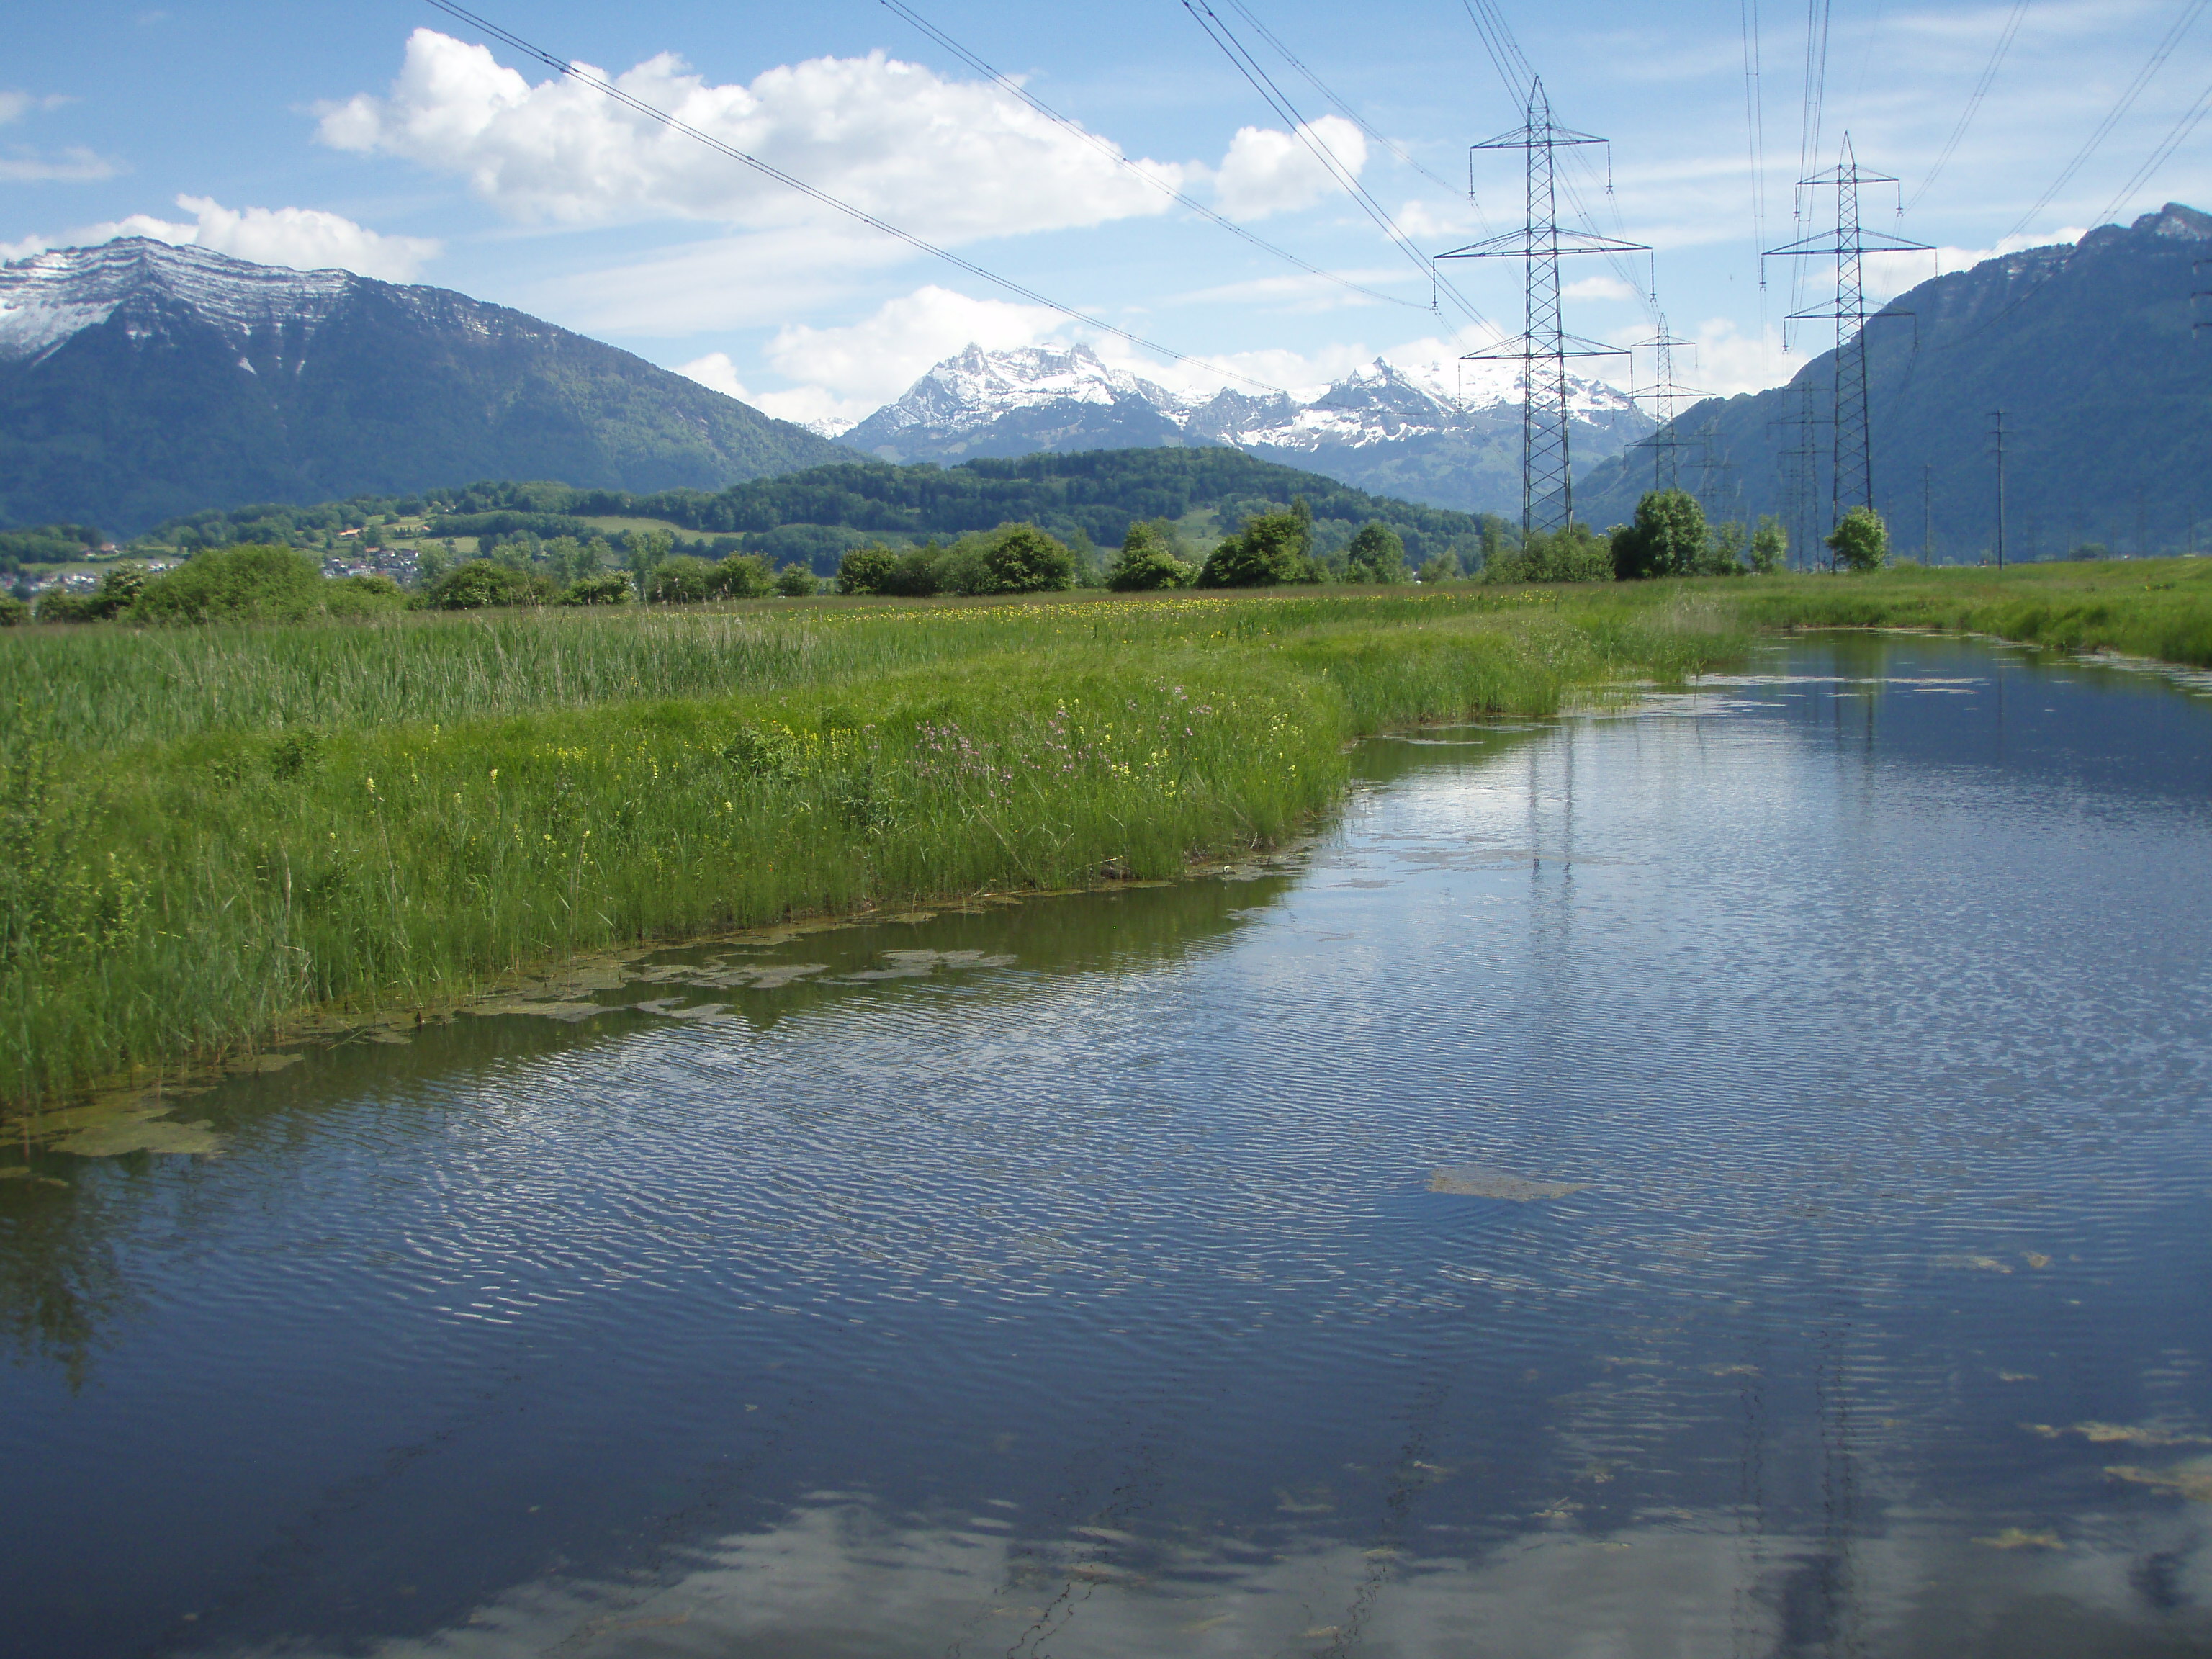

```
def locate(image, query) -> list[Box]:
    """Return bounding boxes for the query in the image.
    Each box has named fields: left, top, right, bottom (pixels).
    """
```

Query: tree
left=424, top=559, right=546, bottom=610
left=837, top=544, right=901, bottom=595
left=1486, top=525, right=1616, bottom=584
left=1105, top=522, right=1196, bottom=591
left=775, top=562, right=819, bottom=597
left=1749, top=516, right=1787, bottom=575
left=1199, top=511, right=1311, bottom=587
left=713, top=552, right=776, bottom=598
left=1827, top=505, right=1889, bottom=572
left=1612, top=489, right=1709, bottom=579
left=980, top=523, right=1077, bottom=593
left=1418, top=554, right=1455, bottom=583
left=1344, top=521, right=1408, bottom=583
left=626, top=529, right=673, bottom=598
left=559, top=572, right=632, bottom=606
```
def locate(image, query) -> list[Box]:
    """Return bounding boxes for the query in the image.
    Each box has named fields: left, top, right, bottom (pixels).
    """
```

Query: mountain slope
left=840, top=343, right=1649, bottom=516
left=0, top=240, right=840, bottom=536
left=1577, top=203, right=2212, bottom=555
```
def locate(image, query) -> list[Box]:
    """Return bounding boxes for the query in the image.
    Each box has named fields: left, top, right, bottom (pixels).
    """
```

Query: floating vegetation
left=2106, top=1461, right=2212, bottom=1502
left=1428, top=1166, right=1588, bottom=1202
left=1974, top=1529, right=2062, bottom=1550
left=2027, top=1423, right=2212, bottom=1447
left=1932, top=1254, right=2013, bottom=1274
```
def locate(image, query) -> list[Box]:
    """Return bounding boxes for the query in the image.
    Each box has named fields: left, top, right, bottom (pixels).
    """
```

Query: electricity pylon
left=1764, top=135, right=1928, bottom=533
left=1438, top=80, right=1647, bottom=541
left=1628, top=316, right=1704, bottom=490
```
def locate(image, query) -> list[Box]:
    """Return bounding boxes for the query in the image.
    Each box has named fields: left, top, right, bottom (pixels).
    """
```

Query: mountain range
left=1578, top=202, right=2212, bottom=557
left=0, top=239, right=840, bottom=536
left=838, top=341, right=1650, bottom=516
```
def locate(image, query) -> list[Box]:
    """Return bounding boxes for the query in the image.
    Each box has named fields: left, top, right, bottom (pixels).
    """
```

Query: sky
left=5, top=0, right=2208, bottom=428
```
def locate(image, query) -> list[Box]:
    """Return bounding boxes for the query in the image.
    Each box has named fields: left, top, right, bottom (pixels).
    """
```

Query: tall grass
left=0, top=585, right=1751, bottom=1107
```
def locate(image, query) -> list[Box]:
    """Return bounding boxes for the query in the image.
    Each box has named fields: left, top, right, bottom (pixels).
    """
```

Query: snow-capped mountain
left=838, top=342, right=1652, bottom=515
left=0, top=239, right=837, bottom=535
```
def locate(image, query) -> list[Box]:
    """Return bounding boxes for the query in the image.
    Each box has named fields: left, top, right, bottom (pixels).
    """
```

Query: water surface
left=5, top=634, right=2211, bottom=1658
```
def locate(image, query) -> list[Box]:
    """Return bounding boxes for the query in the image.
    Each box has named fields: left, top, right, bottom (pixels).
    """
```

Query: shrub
left=1344, top=522, right=1408, bottom=583
left=645, top=554, right=719, bottom=604
left=1827, top=505, right=1889, bottom=572
left=558, top=572, right=633, bottom=606
left=34, top=590, right=108, bottom=624
left=1612, top=490, right=1709, bottom=580
left=775, top=562, right=819, bottom=597
left=1418, top=554, right=1455, bottom=584
left=131, top=546, right=335, bottom=623
left=979, top=523, right=1076, bottom=593
left=0, top=595, right=27, bottom=627
left=1107, top=523, right=1196, bottom=591
left=1199, top=512, right=1314, bottom=588
left=837, top=544, right=902, bottom=595
left=423, top=559, right=548, bottom=610
left=714, top=552, right=777, bottom=599
left=1484, top=526, right=1617, bottom=585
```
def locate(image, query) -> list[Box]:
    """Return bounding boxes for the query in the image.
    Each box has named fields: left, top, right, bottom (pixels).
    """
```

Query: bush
left=1344, top=522, right=1408, bottom=583
left=34, top=590, right=108, bottom=624
left=1199, top=512, right=1316, bottom=588
left=559, top=572, right=633, bottom=606
left=979, top=523, right=1076, bottom=593
left=1106, top=523, right=1196, bottom=591
left=1417, top=554, right=1455, bottom=584
left=775, top=562, right=819, bottom=597
left=1483, top=526, right=1617, bottom=585
left=645, top=554, right=719, bottom=604
left=1828, top=505, right=1889, bottom=572
left=837, top=544, right=903, bottom=595
left=1612, top=490, right=1709, bottom=580
left=423, top=559, right=548, bottom=611
left=0, top=595, right=27, bottom=627
left=714, top=552, right=777, bottom=599
left=132, top=546, right=335, bottom=623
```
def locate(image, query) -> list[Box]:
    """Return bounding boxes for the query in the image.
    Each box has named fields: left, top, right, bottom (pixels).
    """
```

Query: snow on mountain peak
left=0, top=238, right=359, bottom=364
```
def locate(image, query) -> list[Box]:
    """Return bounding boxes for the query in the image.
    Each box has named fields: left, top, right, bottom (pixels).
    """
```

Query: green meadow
left=4, top=556, right=2206, bottom=1111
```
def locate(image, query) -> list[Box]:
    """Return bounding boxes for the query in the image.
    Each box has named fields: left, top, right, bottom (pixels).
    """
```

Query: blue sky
left=6, top=1, right=2210, bottom=424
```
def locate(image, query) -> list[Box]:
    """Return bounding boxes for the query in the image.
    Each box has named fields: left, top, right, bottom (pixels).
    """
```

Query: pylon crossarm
left=1765, top=230, right=1933, bottom=259
left=1437, top=228, right=1648, bottom=261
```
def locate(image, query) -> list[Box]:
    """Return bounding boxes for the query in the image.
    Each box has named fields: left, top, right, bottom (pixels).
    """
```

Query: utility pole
left=1439, top=81, right=1647, bottom=541
left=1989, top=409, right=2008, bottom=570
left=1764, top=135, right=1928, bottom=535
left=1923, top=462, right=1933, bottom=567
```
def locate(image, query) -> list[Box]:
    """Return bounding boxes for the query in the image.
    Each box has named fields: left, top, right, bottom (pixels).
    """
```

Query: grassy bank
left=1728, top=555, right=2212, bottom=666
left=1, top=585, right=1746, bottom=1108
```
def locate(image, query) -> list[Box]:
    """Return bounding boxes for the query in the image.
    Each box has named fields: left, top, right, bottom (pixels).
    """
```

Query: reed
left=0, top=585, right=1749, bottom=1107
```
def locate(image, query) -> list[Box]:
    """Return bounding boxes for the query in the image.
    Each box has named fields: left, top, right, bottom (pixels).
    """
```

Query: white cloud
left=1212, top=114, right=1367, bottom=221
left=320, top=30, right=1185, bottom=246
left=0, top=92, right=71, bottom=127
left=0, top=146, right=120, bottom=184
left=2, top=195, right=440, bottom=281
left=1564, top=274, right=1640, bottom=302
left=1681, top=318, right=1792, bottom=397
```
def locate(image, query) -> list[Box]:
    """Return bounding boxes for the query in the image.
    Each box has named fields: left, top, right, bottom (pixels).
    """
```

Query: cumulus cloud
left=1865, top=226, right=2084, bottom=300
left=3, top=195, right=440, bottom=281
left=320, top=30, right=1185, bottom=245
left=1211, top=114, right=1367, bottom=220
left=1563, top=274, right=1641, bottom=302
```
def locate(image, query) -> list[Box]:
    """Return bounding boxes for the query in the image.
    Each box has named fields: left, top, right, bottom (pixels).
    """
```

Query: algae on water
left=1428, top=1166, right=1588, bottom=1201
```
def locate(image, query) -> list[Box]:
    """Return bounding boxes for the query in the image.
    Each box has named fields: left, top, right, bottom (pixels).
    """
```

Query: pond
left=4, top=634, right=2211, bottom=1658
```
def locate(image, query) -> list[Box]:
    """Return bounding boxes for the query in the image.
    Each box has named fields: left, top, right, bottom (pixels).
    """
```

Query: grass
left=7, top=554, right=2200, bottom=1114
left=0, top=584, right=1748, bottom=1109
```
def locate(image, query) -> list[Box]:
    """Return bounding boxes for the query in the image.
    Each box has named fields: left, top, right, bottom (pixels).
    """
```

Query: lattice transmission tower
left=1765, top=135, right=1928, bottom=535
left=1629, top=316, right=1704, bottom=492
left=1438, top=81, right=1646, bottom=540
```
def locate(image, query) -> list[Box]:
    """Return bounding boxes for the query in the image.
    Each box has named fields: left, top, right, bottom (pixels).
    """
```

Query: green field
left=4, top=557, right=2208, bottom=1114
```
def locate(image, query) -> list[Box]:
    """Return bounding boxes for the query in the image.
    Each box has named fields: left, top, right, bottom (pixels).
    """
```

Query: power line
left=878, top=0, right=1429, bottom=313
left=2006, top=0, right=2209, bottom=240
left=1218, top=0, right=1473, bottom=205
left=415, top=0, right=1285, bottom=392
left=1904, top=0, right=2030, bottom=213
left=2092, top=67, right=2212, bottom=225
left=1179, top=0, right=1496, bottom=333
left=1741, top=0, right=1771, bottom=335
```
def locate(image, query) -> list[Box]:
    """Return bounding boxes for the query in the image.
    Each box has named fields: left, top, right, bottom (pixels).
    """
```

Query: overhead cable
left=1905, top=0, right=2029, bottom=212
left=1179, top=0, right=1497, bottom=334
left=414, top=0, right=1285, bottom=392
left=1218, top=0, right=1473, bottom=204
left=2005, top=0, right=2209, bottom=239
left=878, top=0, right=1428, bottom=312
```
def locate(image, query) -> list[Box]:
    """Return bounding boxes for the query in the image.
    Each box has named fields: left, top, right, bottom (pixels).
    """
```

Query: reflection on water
left=4, top=636, right=2212, bottom=1658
